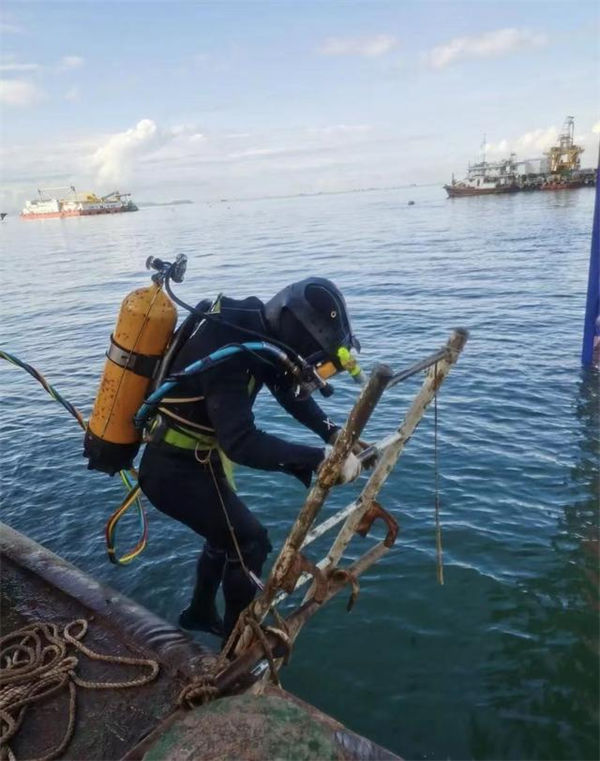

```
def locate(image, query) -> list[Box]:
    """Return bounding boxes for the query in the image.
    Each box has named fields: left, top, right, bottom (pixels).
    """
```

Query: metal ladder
left=214, top=328, right=468, bottom=693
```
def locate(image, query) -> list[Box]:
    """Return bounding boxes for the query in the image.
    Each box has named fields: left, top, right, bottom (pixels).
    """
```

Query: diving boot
left=178, top=604, right=225, bottom=637
left=179, top=543, right=226, bottom=636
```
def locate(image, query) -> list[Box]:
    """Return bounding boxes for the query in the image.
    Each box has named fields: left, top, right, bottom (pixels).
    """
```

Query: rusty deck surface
left=1, top=522, right=401, bottom=761
left=1, top=522, right=214, bottom=760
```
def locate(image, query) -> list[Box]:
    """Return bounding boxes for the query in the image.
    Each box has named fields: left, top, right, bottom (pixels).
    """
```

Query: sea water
left=1, top=186, right=598, bottom=760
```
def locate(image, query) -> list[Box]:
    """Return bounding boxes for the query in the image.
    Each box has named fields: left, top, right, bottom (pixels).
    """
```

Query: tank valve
left=146, top=254, right=187, bottom=284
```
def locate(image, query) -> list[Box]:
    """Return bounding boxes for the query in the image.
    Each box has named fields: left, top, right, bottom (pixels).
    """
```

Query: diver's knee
left=203, top=541, right=226, bottom=561
left=227, top=529, right=272, bottom=571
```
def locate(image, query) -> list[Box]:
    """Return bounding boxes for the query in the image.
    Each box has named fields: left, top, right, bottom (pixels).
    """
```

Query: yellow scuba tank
left=83, top=259, right=181, bottom=474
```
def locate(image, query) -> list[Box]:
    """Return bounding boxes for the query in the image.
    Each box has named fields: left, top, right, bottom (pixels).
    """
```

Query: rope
left=270, top=606, right=292, bottom=663
left=177, top=649, right=226, bottom=709
left=177, top=675, right=219, bottom=709
left=207, top=458, right=259, bottom=589
left=433, top=364, right=444, bottom=585
left=245, top=618, right=280, bottom=687
left=0, top=620, right=159, bottom=761
left=176, top=605, right=294, bottom=709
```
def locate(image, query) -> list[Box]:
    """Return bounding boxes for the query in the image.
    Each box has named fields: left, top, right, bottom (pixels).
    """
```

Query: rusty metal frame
left=229, top=363, right=393, bottom=656
left=221, top=329, right=468, bottom=684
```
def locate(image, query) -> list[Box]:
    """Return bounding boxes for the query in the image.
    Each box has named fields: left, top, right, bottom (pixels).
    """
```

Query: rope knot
left=177, top=675, right=219, bottom=709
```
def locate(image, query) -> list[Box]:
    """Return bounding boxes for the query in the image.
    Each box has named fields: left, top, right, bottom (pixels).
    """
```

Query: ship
left=444, top=116, right=597, bottom=198
left=20, top=186, right=138, bottom=219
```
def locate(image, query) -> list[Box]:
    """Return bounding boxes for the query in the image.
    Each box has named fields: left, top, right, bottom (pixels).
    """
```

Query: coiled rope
left=0, top=619, right=159, bottom=761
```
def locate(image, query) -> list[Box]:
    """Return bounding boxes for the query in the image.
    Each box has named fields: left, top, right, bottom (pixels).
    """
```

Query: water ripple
left=1, top=186, right=598, bottom=760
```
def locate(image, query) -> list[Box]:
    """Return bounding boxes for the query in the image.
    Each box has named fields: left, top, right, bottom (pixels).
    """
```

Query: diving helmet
left=264, top=277, right=360, bottom=382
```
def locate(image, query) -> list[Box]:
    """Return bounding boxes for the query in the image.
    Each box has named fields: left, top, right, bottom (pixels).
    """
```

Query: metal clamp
left=279, top=553, right=328, bottom=603
left=106, top=335, right=162, bottom=378
left=355, top=501, right=399, bottom=548
left=327, top=568, right=360, bottom=611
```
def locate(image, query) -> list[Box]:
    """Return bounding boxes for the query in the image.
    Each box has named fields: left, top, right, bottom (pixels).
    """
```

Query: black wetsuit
left=138, top=296, right=337, bottom=634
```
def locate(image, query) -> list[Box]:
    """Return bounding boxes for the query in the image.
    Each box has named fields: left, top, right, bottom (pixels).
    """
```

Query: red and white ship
left=20, top=187, right=138, bottom=219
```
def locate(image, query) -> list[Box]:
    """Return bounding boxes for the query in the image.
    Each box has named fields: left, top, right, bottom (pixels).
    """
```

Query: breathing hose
left=134, top=341, right=298, bottom=430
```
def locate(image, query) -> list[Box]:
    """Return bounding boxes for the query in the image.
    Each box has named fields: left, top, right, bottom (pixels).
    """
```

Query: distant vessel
left=21, top=187, right=138, bottom=219
left=445, top=116, right=597, bottom=198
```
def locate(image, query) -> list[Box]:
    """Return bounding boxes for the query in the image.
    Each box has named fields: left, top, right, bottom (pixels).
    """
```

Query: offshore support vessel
left=444, top=116, right=597, bottom=198
left=20, top=186, right=138, bottom=219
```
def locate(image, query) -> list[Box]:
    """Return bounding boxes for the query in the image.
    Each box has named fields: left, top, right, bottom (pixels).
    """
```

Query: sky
left=1, top=0, right=599, bottom=210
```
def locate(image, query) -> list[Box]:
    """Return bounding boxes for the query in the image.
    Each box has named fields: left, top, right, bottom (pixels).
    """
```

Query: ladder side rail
left=217, top=539, right=393, bottom=696
left=322, top=328, right=467, bottom=578
left=232, top=363, right=393, bottom=656
left=276, top=329, right=467, bottom=607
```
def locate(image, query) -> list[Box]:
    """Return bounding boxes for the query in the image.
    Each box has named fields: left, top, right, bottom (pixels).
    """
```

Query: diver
left=137, top=277, right=364, bottom=641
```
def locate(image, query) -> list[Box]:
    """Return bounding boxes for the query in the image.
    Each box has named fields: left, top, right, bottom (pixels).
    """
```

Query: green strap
left=162, top=425, right=236, bottom=490
left=152, top=318, right=257, bottom=491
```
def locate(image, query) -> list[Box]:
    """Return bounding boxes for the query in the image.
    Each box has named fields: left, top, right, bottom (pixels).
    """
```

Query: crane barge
left=20, top=186, right=138, bottom=219
left=444, top=116, right=597, bottom=198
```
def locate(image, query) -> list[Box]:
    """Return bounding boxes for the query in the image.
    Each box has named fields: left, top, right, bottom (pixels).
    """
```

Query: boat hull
left=444, top=180, right=595, bottom=198
left=444, top=185, right=520, bottom=198
left=538, top=180, right=594, bottom=191
left=20, top=206, right=138, bottom=219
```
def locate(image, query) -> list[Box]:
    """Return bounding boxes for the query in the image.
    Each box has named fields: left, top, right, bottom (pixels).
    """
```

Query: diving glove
left=322, top=446, right=362, bottom=484
left=328, top=429, right=376, bottom=468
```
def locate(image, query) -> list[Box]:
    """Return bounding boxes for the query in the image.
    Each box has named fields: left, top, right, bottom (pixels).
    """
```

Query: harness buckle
left=144, top=413, right=168, bottom=444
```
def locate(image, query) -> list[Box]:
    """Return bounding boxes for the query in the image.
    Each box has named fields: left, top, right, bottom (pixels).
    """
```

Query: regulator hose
left=135, top=341, right=297, bottom=430
left=163, top=274, right=310, bottom=370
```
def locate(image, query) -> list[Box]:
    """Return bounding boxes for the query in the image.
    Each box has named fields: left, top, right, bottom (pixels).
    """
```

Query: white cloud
left=486, top=126, right=560, bottom=157
left=485, top=122, right=599, bottom=168
left=426, top=28, right=547, bottom=69
left=170, top=123, right=205, bottom=139
left=229, top=147, right=287, bottom=160
left=58, top=55, right=84, bottom=71
left=0, top=120, right=446, bottom=209
left=319, top=34, right=398, bottom=58
left=307, top=124, right=372, bottom=137
left=0, top=22, right=24, bottom=35
left=0, top=79, right=41, bottom=106
left=0, top=54, right=84, bottom=76
left=515, top=127, right=559, bottom=152
left=0, top=62, right=39, bottom=72
left=89, top=119, right=200, bottom=185
left=65, top=86, right=80, bottom=101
